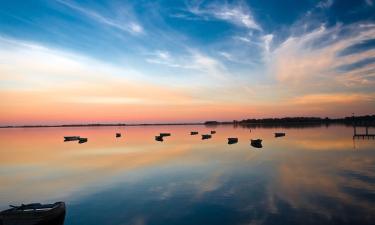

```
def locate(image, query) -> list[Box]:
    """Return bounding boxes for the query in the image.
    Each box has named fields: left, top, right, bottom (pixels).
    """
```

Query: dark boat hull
left=275, top=133, right=285, bottom=138
left=0, top=202, right=65, bottom=225
left=202, top=134, right=212, bottom=140
left=155, top=136, right=163, bottom=142
left=228, top=138, right=238, bottom=144
left=159, top=133, right=171, bottom=137
left=78, top=138, right=88, bottom=144
left=251, top=139, right=263, bottom=148
left=64, top=136, right=80, bottom=141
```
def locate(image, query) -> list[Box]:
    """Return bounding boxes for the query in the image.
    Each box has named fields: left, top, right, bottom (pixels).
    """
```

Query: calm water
left=0, top=125, right=374, bottom=225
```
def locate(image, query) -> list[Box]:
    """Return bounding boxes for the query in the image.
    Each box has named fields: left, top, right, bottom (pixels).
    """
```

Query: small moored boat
left=159, top=133, right=171, bottom=137
left=0, top=202, right=66, bottom=225
left=64, top=136, right=80, bottom=141
left=210, top=131, right=216, bottom=134
left=275, top=132, right=285, bottom=138
left=155, top=136, right=163, bottom=142
left=250, top=139, right=262, bottom=148
left=190, top=131, right=199, bottom=135
left=78, top=137, right=88, bottom=144
left=228, top=137, right=238, bottom=144
left=116, top=133, right=121, bottom=138
left=202, top=134, right=212, bottom=140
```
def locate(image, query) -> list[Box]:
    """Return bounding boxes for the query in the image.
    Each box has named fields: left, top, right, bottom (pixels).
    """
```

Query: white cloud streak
left=268, top=23, right=375, bottom=91
left=262, top=34, right=274, bottom=53
left=317, top=0, right=334, bottom=9
left=145, top=49, right=227, bottom=79
left=187, top=2, right=261, bottom=30
left=56, top=0, right=144, bottom=35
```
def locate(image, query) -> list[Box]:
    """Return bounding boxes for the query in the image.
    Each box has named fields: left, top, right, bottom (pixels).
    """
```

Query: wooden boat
left=78, top=137, right=88, bottom=144
left=116, top=133, right=121, bottom=138
left=275, top=132, right=285, bottom=138
left=227, top=137, right=238, bottom=144
left=190, top=131, right=199, bottom=135
left=155, top=136, right=163, bottom=142
left=202, top=134, right=212, bottom=140
left=64, top=136, right=80, bottom=141
left=159, top=133, right=171, bottom=137
left=0, top=202, right=66, bottom=225
left=250, top=139, right=262, bottom=148
left=210, top=131, right=216, bottom=134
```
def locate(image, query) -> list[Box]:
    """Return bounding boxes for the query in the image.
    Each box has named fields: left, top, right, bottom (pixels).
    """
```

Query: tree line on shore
left=204, top=115, right=375, bottom=127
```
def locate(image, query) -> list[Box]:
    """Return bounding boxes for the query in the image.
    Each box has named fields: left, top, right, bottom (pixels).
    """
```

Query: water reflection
left=0, top=125, right=374, bottom=225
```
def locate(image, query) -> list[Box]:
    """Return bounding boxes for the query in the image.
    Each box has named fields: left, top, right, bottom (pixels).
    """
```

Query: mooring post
left=352, top=113, right=356, bottom=136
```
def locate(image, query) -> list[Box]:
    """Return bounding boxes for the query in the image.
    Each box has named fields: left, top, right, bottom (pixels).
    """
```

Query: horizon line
left=1, top=114, right=373, bottom=128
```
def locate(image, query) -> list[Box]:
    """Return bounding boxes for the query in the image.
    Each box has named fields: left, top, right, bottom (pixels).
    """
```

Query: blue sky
left=0, top=0, right=374, bottom=124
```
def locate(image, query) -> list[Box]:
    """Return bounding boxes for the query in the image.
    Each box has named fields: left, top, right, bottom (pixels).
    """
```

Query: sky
left=0, top=0, right=374, bottom=125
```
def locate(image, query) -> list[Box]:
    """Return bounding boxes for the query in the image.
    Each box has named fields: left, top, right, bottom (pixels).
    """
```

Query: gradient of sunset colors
left=0, top=0, right=374, bottom=125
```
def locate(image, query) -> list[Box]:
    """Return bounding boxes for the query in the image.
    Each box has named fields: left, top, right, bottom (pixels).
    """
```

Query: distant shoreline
left=1, top=115, right=374, bottom=128
left=0, top=123, right=204, bottom=129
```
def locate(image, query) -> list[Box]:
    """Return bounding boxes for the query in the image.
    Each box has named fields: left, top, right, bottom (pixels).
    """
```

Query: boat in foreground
left=251, top=139, right=263, bottom=148
left=0, top=202, right=66, bottom=225
left=116, top=133, right=121, bottom=138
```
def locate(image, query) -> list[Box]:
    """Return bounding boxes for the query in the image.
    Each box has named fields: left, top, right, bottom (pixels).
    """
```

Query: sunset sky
left=0, top=0, right=374, bottom=125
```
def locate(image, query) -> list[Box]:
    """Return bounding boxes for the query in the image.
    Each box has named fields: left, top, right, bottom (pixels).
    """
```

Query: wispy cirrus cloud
left=184, top=1, right=274, bottom=65
left=365, top=0, right=373, bottom=6
left=186, top=1, right=261, bottom=30
left=289, top=93, right=375, bottom=105
left=218, top=51, right=233, bottom=61
left=145, top=49, right=227, bottom=79
left=268, top=23, right=375, bottom=90
left=56, top=0, right=144, bottom=35
left=317, top=0, right=334, bottom=9
left=262, top=34, right=274, bottom=54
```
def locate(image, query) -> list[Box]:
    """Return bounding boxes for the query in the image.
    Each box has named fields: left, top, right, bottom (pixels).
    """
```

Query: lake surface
left=0, top=125, right=374, bottom=225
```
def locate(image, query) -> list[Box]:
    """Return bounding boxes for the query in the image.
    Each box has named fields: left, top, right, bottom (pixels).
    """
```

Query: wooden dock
left=353, top=134, right=375, bottom=139
left=353, top=126, right=375, bottom=139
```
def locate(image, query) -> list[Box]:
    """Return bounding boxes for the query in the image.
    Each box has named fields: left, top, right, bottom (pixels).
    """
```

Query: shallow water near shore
left=0, top=125, right=374, bottom=225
